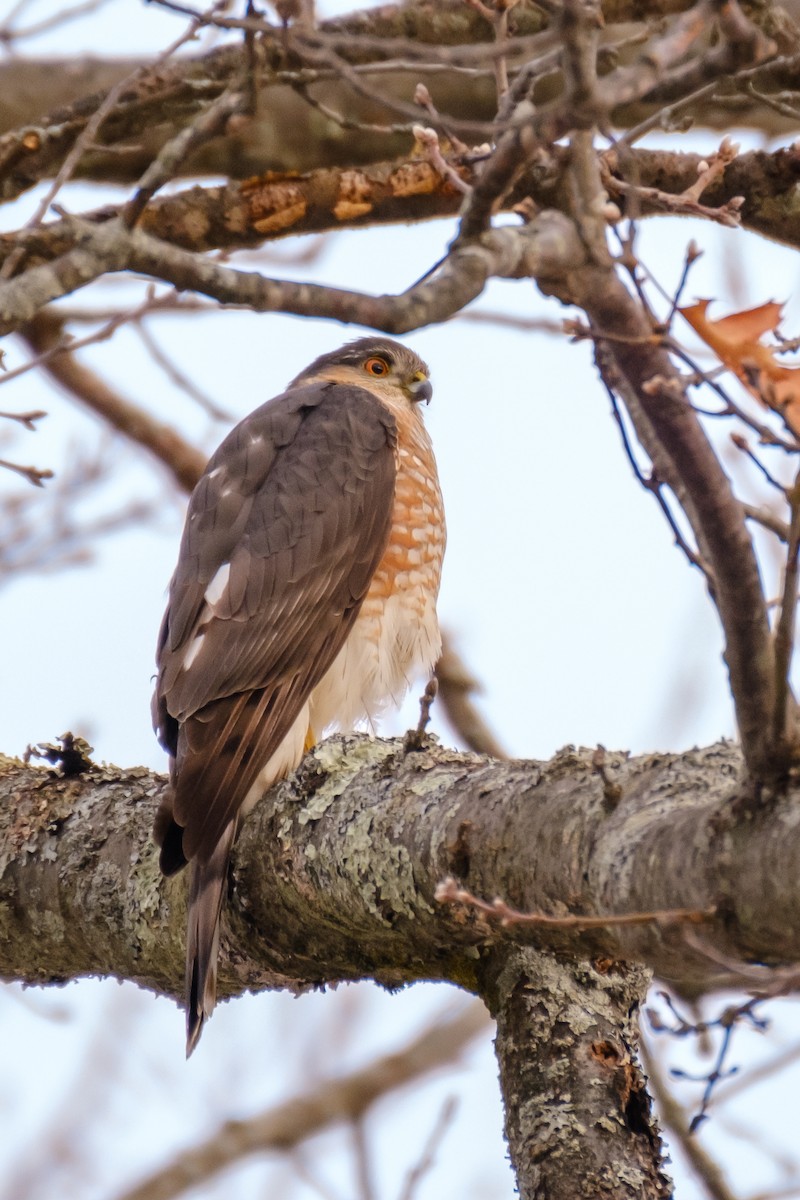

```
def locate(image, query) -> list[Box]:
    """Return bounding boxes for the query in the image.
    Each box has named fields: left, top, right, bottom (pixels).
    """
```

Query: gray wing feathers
left=154, top=381, right=397, bottom=866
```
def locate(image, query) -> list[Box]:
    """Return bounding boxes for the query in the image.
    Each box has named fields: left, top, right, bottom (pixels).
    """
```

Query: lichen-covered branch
left=2, top=737, right=800, bottom=1004
left=485, top=947, right=670, bottom=1200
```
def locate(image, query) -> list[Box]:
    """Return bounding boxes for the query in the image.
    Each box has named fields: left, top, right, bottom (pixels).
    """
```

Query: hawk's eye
left=364, top=357, right=389, bottom=377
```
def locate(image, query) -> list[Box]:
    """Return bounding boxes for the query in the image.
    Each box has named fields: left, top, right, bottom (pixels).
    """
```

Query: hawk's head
left=293, top=337, right=432, bottom=405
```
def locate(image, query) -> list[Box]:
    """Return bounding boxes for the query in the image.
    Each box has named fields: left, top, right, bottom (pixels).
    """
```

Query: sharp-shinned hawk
left=152, top=337, right=445, bottom=1054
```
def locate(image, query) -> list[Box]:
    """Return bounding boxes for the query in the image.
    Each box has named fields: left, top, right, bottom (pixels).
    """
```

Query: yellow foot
left=304, top=726, right=316, bottom=753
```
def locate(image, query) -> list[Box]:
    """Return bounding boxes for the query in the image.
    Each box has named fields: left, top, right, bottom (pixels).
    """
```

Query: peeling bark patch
left=590, top=1038, right=622, bottom=1067
left=333, top=170, right=373, bottom=221
left=389, top=160, right=441, bottom=198
left=243, top=176, right=308, bottom=234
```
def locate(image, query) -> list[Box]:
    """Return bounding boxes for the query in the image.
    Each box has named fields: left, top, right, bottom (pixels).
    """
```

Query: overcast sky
left=2, top=2, right=800, bottom=1197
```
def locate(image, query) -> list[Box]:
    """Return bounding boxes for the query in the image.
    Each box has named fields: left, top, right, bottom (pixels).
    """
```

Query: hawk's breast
left=309, top=402, right=445, bottom=733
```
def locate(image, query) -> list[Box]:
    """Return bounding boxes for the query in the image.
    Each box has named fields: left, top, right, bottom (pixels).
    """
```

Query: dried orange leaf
left=680, top=299, right=800, bottom=436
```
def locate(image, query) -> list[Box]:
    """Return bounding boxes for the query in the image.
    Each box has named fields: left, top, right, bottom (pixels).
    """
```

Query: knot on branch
left=480, top=210, right=587, bottom=283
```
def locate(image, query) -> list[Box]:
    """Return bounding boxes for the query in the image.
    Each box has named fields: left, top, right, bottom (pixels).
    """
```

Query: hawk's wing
left=153, top=380, right=397, bottom=865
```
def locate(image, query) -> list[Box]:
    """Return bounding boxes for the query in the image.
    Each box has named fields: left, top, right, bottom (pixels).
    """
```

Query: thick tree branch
left=0, top=210, right=586, bottom=338
left=0, top=1, right=794, bottom=198
left=556, top=265, right=776, bottom=778
left=2, top=737, right=800, bottom=1004
left=3, top=142, right=798, bottom=286
left=486, top=947, right=670, bottom=1199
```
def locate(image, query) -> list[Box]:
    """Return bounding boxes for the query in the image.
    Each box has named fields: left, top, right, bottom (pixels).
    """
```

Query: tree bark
left=486, top=947, right=671, bottom=1199
left=1, top=0, right=798, bottom=197
left=12, top=734, right=795, bottom=1197
left=2, top=736, right=797, bottom=1002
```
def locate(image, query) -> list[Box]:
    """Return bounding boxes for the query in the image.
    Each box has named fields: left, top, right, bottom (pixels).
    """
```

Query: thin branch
left=19, top=311, right=206, bottom=494
left=604, top=369, right=709, bottom=576
left=0, top=290, right=195, bottom=390
left=546, top=270, right=778, bottom=779
left=0, top=406, right=47, bottom=428
left=0, top=210, right=586, bottom=340
left=121, top=86, right=249, bottom=229
left=730, top=434, right=789, bottom=495
left=116, top=1003, right=489, bottom=1200
left=0, top=457, right=53, bottom=487
left=396, top=1096, right=458, bottom=1200
left=403, top=678, right=439, bottom=753
left=134, top=322, right=231, bottom=421
left=434, top=635, right=508, bottom=759
left=742, top=503, right=790, bottom=543
left=435, top=877, right=715, bottom=931
left=0, top=4, right=216, bottom=270
left=771, top=468, right=800, bottom=756
left=640, top=1037, right=738, bottom=1200
left=0, top=0, right=113, bottom=44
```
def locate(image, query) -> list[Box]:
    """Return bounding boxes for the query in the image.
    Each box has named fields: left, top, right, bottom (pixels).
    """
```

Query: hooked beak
left=407, top=372, right=432, bottom=405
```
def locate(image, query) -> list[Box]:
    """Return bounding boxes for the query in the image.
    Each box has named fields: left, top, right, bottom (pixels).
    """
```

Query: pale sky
left=2, top=2, right=800, bottom=1197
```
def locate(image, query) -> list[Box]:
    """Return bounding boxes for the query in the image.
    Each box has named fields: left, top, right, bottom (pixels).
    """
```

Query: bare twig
left=412, top=125, right=471, bottom=196
left=0, top=407, right=47, bottom=429
left=602, top=367, right=709, bottom=576
left=134, top=322, right=231, bottom=421
left=0, top=458, right=53, bottom=487
left=351, top=1119, right=376, bottom=1200
left=435, top=635, right=507, bottom=759
left=20, top=311, right=206, bottom=494
left=396, top=1096, right=459, bottom=1200
left=640, top=1037, right=738, bottom=1200
left=0, top=290, right=199, bottom=391
left=742, top=503, right=790, bottom=543
left=413, top=83, right=469, bottom=155
left=404, top=678, right=438, bottom=753
left=0, top=478, right=157, bottom=583
left=0, top=0, right=113, bottom=44
left=1, top=4, right=217, bottom=272
left=771, top=468, right=800, bottom=756
left=730, top=434, right=789, bottom=494
left=592, top=745, right=623, bottom=811
left=602, top=169, right=744, bottom=228
left=435, top=877, right=715, bottom=931
left=464, top=0, right=519, bottom=102
left=649, top=992, right=770, bottom=1133
left=122, top=87, right=249, bottom=228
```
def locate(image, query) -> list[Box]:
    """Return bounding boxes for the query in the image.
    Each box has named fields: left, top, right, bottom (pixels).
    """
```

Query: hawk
left=152, top=337, right=445, bottom=1054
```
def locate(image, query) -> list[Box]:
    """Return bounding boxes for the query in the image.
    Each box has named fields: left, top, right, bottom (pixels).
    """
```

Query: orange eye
left=364, top=357, right=389, bottom=377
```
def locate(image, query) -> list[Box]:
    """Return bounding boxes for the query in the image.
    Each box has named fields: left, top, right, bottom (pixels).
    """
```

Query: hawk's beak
left=408, top=372, right=432, bottom=405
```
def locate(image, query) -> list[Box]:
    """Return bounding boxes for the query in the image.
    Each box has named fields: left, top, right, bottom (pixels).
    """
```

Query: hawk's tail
left=185, top=820, right=237, bottom=1057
